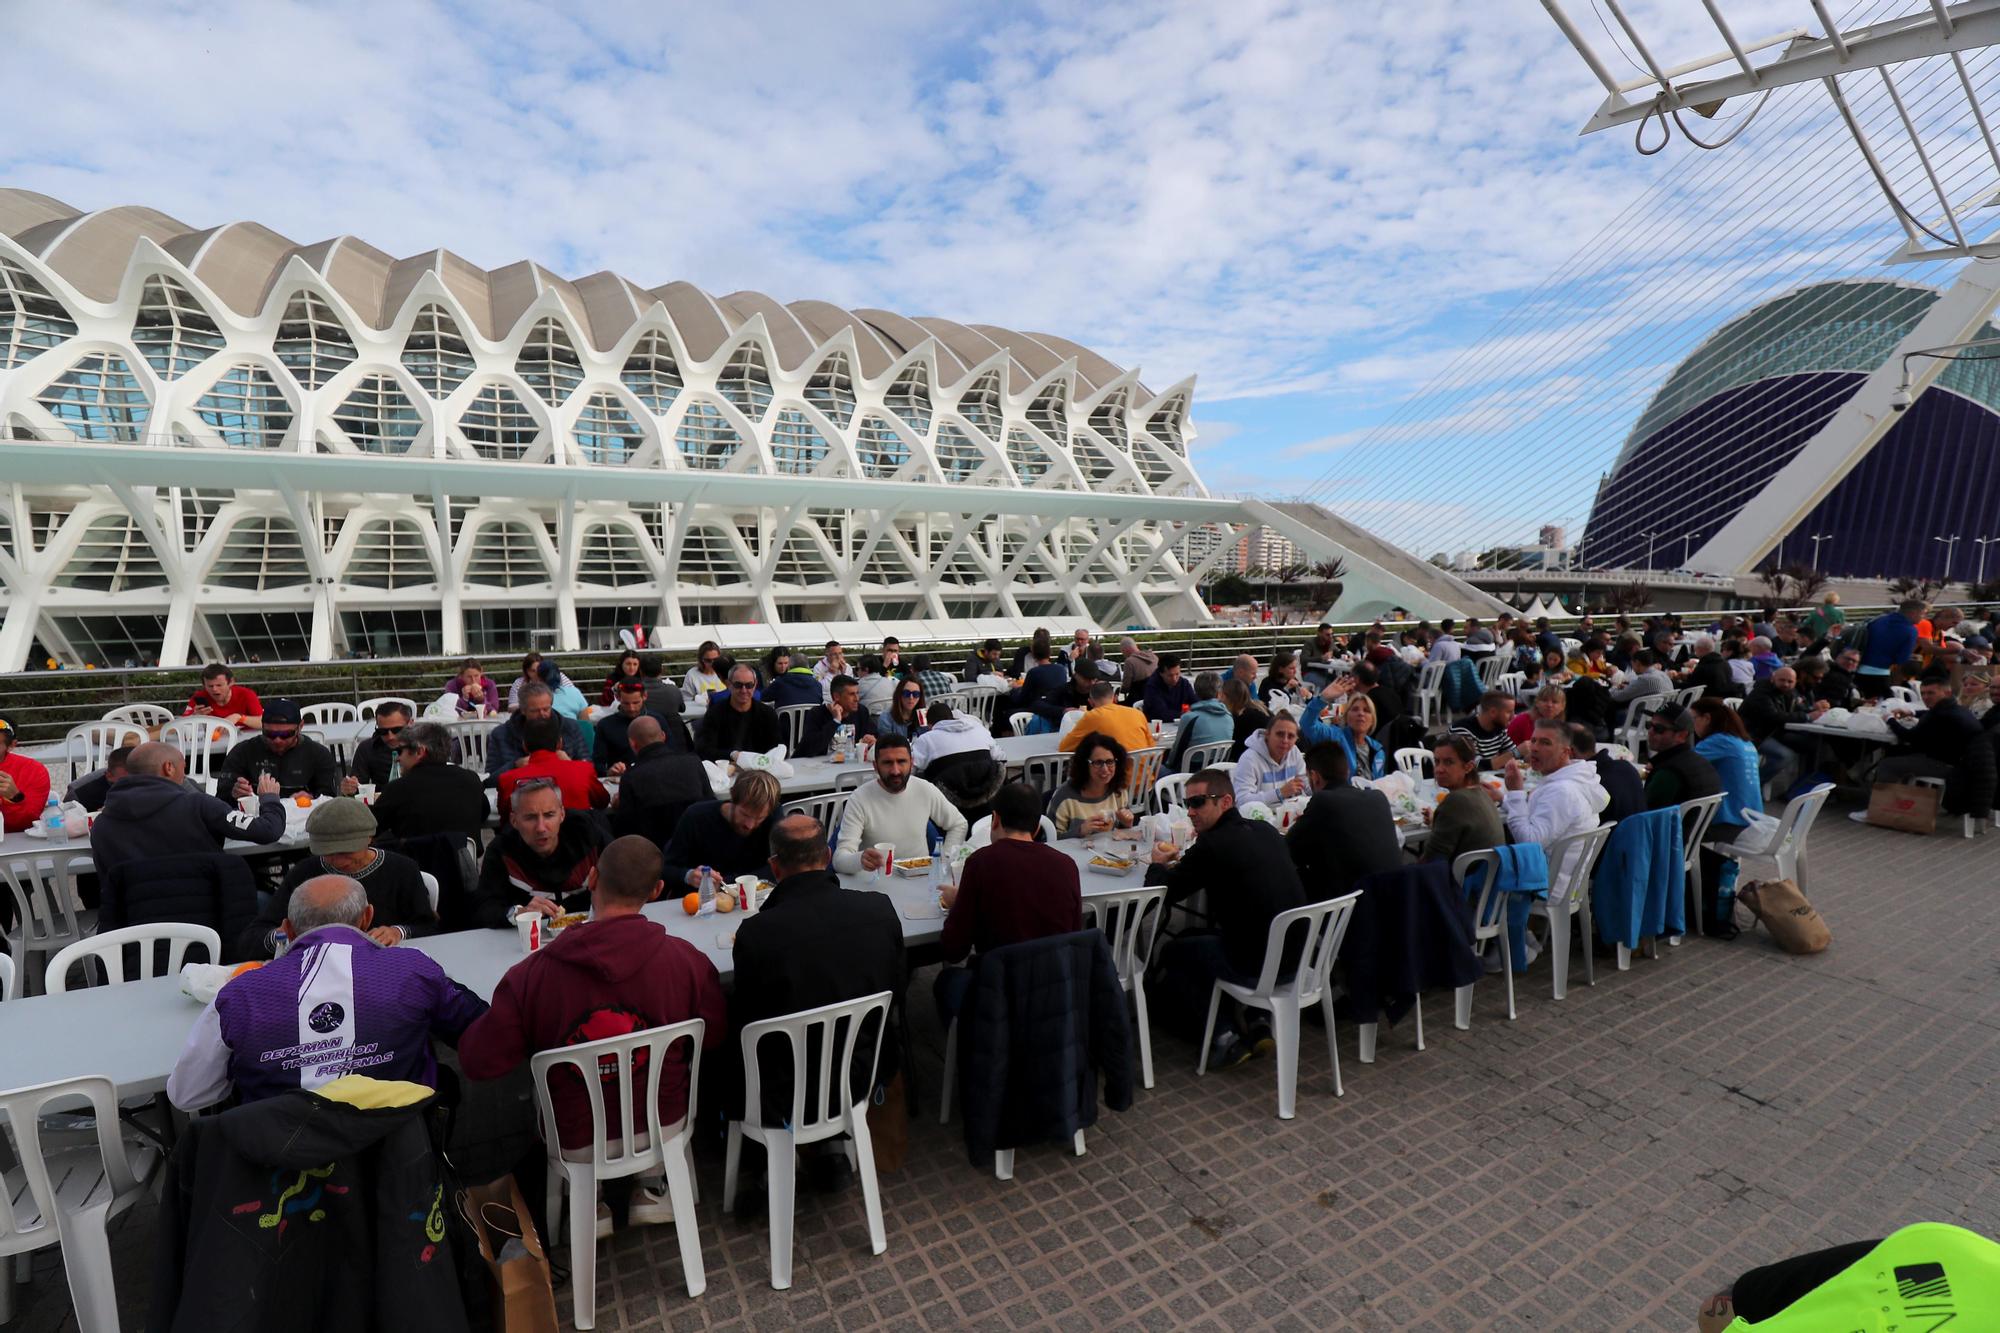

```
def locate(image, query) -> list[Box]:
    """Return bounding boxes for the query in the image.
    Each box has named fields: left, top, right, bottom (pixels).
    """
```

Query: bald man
left=91, top=740, right=287, bottom=876
left=611, top=714, right=709, bottom=843
left=168, top=874, right=486, bottom=1110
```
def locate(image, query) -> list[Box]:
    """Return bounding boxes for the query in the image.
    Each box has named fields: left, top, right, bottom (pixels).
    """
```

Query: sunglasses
left=729, top=681, right=757, bottom=691
left=376, top=724, right=404, bottom=737
left=900, top=688, right=922, bottom=697
left=1184, top=794, right=1222, bottom=810
left=1645, top=721, right=1678, bottom=733
left=264, top=728, right=299, bottom=741
left=397, top=743, right=425, bottom=755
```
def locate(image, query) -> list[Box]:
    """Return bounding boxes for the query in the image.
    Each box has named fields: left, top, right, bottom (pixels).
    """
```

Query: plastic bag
left=1731, top=807, right=1782, bottom=854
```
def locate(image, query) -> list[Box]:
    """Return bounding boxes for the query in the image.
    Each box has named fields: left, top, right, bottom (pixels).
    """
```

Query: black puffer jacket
left=1946, top=729, right=1997, bottom=819
left=149, top=1077, right=468, bottom=1333
left=957, top=930, right=1134, bottom=1163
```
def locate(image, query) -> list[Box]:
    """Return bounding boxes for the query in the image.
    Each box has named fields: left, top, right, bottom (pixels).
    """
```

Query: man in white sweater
left=1493, top=718, right=1608, bottom=849
left=832, top=734, right=969, bottom=875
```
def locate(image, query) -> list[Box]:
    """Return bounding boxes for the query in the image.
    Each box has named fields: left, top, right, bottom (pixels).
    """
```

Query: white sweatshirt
left=831, top=775, right=969, bottom=875
left=1500, top=759, right=1609, bottom=849
left=1231, top=728, right=1306, bottom=806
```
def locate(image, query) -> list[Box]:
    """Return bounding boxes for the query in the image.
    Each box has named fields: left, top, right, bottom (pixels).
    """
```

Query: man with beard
left=830, top=735, right=968, bottom=876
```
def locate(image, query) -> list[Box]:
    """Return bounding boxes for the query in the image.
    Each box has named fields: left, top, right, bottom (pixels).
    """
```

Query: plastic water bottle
left=41, top=793, right=62, bottom=838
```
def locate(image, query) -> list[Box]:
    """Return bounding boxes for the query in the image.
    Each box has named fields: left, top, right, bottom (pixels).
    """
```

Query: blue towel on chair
left=1592, top=807, right=1683, bottom=947
left=1465, top=842, right=1549, bottom=972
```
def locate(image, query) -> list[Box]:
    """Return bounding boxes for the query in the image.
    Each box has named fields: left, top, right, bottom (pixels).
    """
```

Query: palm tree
left=1886, top=575, right=1941, bottom=602
left=1309, top=558, right=1347, bottom=611
left=1782, top=563, right=1829, bottom=603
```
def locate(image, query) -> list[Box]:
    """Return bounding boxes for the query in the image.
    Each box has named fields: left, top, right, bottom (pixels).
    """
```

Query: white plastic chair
left=1450, top=848, right=1515, bottom=1028
left=357, top=696, right=417, bottom=721
left=1393, top=747, right=1435, bottom=782
left=722, top=992, right=892, bottom=1290
left=1711, top=784, right=1834, bottom=899
left=1179, top=739, right=1233, bottom=774
left=776, top=703, right=814, bottom=752
left=1151, top=772, right=1191, bottom=814
left=1674, top=793, right=1725, bottom=940
left=964, top=815, right=1058, bottom=849
left=64, top=723, right=147, bottom=775
left=162, top=717, right=237, bottom=783
left=955, top=686, right=999, bottom=725
left=420, top=871, right=440, bottom=912
left=1084, top=887, right=1166, bottom=1090
left=1022, top=754, right=1067, bottom=796
left=0, top=954, right=14, bottom=1002
left=45, top=923, right=222, bottom=993
left=299, top=702, right=360, bottom=727
left=1008, top=713, right=1034, bottom=738
left=1196, top=892, right=1360, bottom=1120
left=1126, top=746, right=1165, bottom=802
left=1672, top=685, right=1707, bottom=709
left=1529, top=823, right=1616, bottom=1000
left=444, top=716, right=496, bottom=772
left=1496, top=671, right=1525, bottom=698
left=1477, top=653, right=1509, bottom=689
left=100, top=703, right=173, bottom=731
left=782, top=790, right=852, bottom=836
left=1414, top=662, right=1447, bottom=729
left=1619, top=695, right=1669, bottom=755
left=0, top=1074, right=156, bottom=1333
left=531, top=1019, right=706, bottom=1328
left=1, top=855, right=94, bottom=997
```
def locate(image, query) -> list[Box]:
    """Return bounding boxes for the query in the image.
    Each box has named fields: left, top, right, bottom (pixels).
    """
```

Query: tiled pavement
left=15, top=803, right=2000, bottom=1331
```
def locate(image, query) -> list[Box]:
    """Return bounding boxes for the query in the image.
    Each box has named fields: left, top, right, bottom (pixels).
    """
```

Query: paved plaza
left=16, top=804, right=1999, bottom=1332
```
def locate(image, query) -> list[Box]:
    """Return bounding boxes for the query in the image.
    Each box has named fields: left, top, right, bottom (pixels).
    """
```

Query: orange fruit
left=682, top=892, right=701, bottom=915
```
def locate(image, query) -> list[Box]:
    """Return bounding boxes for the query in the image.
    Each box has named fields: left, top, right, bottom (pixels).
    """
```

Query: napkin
left=732, top=745, right=796, bottom=778
left=701, top=761, right=733, bottom=795
left=1238, top=801, right=1276, bottom=823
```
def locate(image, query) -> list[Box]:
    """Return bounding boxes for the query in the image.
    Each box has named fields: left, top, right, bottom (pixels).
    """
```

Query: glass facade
left=196, top=363, right=292, bottom=449
left=37, top=353, right=148, bottom=442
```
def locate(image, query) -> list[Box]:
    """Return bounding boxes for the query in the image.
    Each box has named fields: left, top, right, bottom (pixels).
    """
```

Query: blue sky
left=7, top=0, right=1925, bottom=555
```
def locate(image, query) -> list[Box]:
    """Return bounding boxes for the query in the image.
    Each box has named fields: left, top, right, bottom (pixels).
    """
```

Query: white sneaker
left=1848, top=810, right=1872, bottom=825
left=1521, top=932, right=1544, bottom=967
left=592, top=1181, right=674, bottom=1239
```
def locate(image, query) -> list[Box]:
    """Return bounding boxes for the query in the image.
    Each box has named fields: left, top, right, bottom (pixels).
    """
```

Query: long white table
left=0, top=840, right=1155, bottom=1099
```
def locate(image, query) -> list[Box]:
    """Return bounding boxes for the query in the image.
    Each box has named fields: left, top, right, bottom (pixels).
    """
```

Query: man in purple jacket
left=167, top=874, right=486, bottom=1109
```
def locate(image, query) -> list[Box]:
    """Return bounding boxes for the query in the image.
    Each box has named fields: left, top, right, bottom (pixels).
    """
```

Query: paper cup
left=239, top=794, right=260, bottom=815
left=874, top=842, right=895, bottom=876
left=514, top=912, right=543, bottom=953
left=357, top=783, right=377, bottom=802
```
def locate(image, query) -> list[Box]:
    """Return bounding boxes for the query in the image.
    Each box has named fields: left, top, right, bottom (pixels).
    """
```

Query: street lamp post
left=1680, top=532, right=1700, bottom=565
left=1639, top=530, right=1658, bottom=570
left=1807, top=532, right=1833, bottom=569
left=1934, top=534, right=1961, bottom=585
left=1975, top=536, right=1999, bottom=585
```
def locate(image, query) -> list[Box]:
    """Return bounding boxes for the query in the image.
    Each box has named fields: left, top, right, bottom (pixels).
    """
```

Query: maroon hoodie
left=459, top=912, right=726, bottom=1150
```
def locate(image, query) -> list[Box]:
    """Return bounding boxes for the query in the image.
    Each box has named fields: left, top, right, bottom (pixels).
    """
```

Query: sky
left=3, top=0, right=1965, bottom=557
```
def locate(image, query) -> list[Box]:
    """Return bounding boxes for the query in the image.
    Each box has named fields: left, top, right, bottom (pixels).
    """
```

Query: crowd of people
left=4, top=602, right=1996, bottom=1322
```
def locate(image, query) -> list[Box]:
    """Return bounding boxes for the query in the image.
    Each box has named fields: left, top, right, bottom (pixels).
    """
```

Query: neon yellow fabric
left=313, top=1074, right=433, bottom=1110
left=1724, top=1223, right=2000, bottom=1330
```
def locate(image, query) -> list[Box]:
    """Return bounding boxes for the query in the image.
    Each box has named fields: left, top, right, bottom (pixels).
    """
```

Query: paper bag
left=466, top=1175, right=558, bottom=1333
left=1865, top=781, right=1939, bottom=834
left=868, top=1071, right=910, bottom=1173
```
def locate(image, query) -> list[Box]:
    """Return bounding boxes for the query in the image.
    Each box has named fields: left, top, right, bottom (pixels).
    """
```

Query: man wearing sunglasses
left=1144, top=767, right=1307, bottom=1072
left=1640, top=707, right=1720, bottom=813
left=216, top=698, right=340, bottom=801
left=695, top=664, right=783, bottom=762
left=340, top=701, right=413, bottom=794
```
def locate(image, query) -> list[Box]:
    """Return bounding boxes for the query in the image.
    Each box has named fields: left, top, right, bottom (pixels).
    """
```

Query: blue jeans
left=1756, top=737, right=1800, bottom=797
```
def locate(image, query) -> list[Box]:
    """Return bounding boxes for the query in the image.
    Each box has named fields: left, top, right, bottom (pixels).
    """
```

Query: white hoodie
left=911, top=715, right=1002, bottom=770
left=1231, top=728, right=1305, bottom=806
left=1500, top=758, right=1609, bottom=848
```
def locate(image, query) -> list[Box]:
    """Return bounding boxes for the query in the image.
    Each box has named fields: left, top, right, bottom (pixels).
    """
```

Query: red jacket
left=458, top=914, right=726, bottom=1149
left=182, top=685, right=262, bottom=719
left=0, top=750, right=52, bottom=832
left=497, top=749, right=608, bottom=819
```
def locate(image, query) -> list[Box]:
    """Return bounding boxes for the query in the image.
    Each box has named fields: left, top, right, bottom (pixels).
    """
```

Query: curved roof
left=1616, top=277, right=2000, bottom=467
left=0, top=189, right=1138, bottom=390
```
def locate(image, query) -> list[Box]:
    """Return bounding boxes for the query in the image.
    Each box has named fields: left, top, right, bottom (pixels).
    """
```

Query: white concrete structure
left=0, top=191, right=1490, bottom=668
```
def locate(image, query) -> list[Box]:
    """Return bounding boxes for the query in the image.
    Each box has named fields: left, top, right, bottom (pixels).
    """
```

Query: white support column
left=553, top=488, right=580, bottom=651
left=0, top=593, right=44, bottom=672
left=432, top=494, right=465, bottom=656
left=1692, top=257, right=2000, bottom=575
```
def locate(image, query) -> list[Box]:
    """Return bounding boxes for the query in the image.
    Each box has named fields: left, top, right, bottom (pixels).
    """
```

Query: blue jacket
left=1695, top=733, right=1763, bottom=829
left=1166, top=697, right=1233, bottom=768
left=763, top=667, right=824, bottom=709
left=1857, top=612, right=1918, bottom=673
left=1140, top=672, right=1196, bottom=724
left=1591, top=807, right=1683, bottom=948
left=1441, top=659, right=1483, bottom=715
left=1466, top=843, right=1549, bottom=973
left=1297, top=696, right=1388, bottom=779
